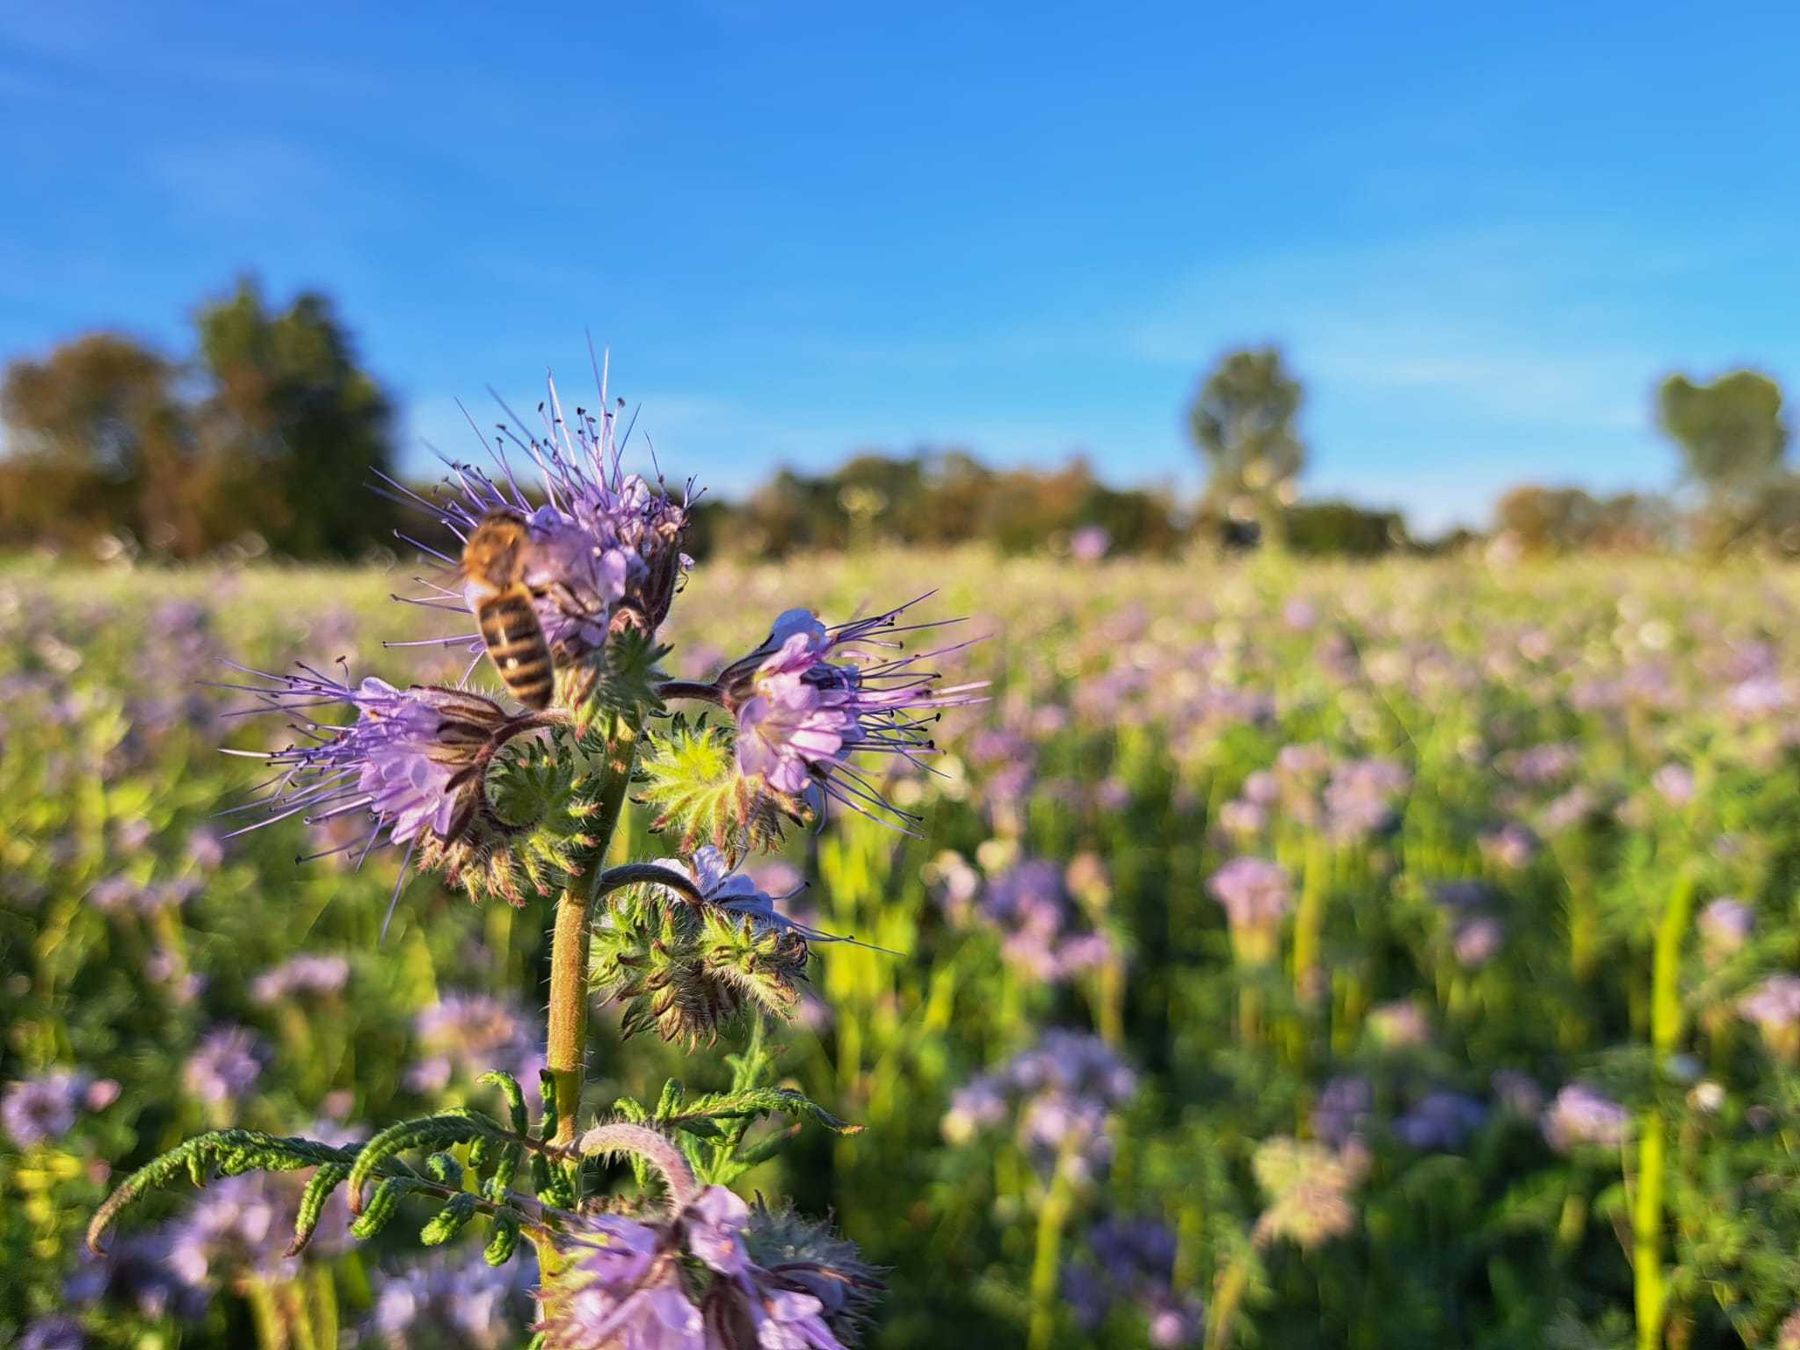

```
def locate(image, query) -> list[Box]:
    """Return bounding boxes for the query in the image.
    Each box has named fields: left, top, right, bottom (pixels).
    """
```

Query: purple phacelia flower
left=1394, top=1091, right=1487, bottom=1151
left=1311, top=1075, right=1373, bottom=1150
left=943, top=1031, right=1136, bottom=1181
left=645, top=845, right=836, bottom=944
left=19, top=1316, right=85, bottom=1350
left=1698, top=898, right=1754, bottom=958
left=2, top=1070, right=94, bottom=1148
left=386, top=371, right=690, bottom=657
left=406, top=992, right=542, bottom=1101
left=717, top=602, right=984, bottom=826
left=1322, top=758, right=1409, bottom=842
left=182, top=1026, right=264, bottom=1107
left=369, top=1249, right=535, bottom=1348
left=222, top=669, right=518, bottom=857
left=539, top=1187, right=877, bottom=1349
left=1452, top=915, right=1505, bottom=969
left=964, top=859, right=1111, bottom=983
left=1206, top=857, right=1291, bottom=944
left=1542, top=1083, right=1629, bottom=1152
left=251, top=953, right=350, bottom=1005
left=1738, top=974, right=1800, bottom=1061
left=66, top=1230, right=207, bottom=1322
left=1064, top=1215, right=1203, bottom=1347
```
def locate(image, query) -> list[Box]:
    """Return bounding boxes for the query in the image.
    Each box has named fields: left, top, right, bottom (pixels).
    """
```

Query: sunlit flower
left=539, top=1187, right=875, bottom=1349
left=369, top=1249, right=535, bottom=1348
left=251, top=953, right=350, bottom=1005
left=1738, top=974, right=1800, bottom=1062
left=182, top=1026, right=264, bottom=1107
left=388, top=374, right=690, bottom=655
left=1251, top=1136, right=1366, bottom=1250
left=1542, top=1083, right=1629, bottom=1153
left=223, top=668, right=517, bottom=857
left=2, top=1070, right=99, bottom=1148
left=717, top=603, right=983, bottom=825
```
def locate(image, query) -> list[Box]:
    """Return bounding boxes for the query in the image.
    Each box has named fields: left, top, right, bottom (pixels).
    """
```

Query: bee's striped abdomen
left=476, top=588, right=554, bottom=709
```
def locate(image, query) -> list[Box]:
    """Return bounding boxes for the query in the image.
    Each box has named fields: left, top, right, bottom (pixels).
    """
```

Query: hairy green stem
left=546, top=719, right=640, bottom=1153
left=1208, top=1255, right=1252, bottom=1350
left=1636, top=864, right=1699, bottom=1350
left=1027, top=1147, right=1078, bottom=1350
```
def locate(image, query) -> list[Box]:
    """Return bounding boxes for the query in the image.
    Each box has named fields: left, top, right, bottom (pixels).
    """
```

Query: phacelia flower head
left=1738, top=974, right=1800, bottom=1063
left=1394, top=1090, right=1487, bottom=1151
left=369, top=1249, right=535, bottom=1349
left=1206, top=856, right=1291, bottom=961
left=1542, top=1083, right=1630, bottom=1153
left=182, top=1026, right=264, bottom=1108
left=943, top=1031, right=1136, bottom=1182
left=393, top=371, right=691, bottom=668
left=590, top=847, right=820, bottom=1046
left=225, top=667, right=516, bottom=852
left=1311, top=1074, right=1374, bottom=1151
left=250, top=953, right=350, bottom=1005
left=715, top=601, right=984, bottom=827
left=224, top=667, right=585, bottom=911
left=405, top=992, right=543, bottom=1101
left=66, top=1230, right=206, bottom=1323
left=18, top=1316, right=85, bottom=1350
left=3, top=1069, right=107, bottom=1149
left=538, top=1186, right=877, bottom=1350
left=1251, top=1136, right=1366, bottom=1251
left=1063, top=1215, right=1203, bottom=1347
left=958, top=858, right=1112, bottom=984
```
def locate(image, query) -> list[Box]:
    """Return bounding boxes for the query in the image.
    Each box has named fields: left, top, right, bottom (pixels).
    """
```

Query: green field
left=4, top=552, right=1798, bottom=1348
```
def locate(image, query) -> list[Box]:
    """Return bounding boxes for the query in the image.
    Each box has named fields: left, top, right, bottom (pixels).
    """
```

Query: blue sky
left=2, top=3, right=1796, bottom=532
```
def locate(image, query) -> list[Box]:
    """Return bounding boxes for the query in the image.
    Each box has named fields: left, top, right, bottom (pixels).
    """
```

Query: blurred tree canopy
left=1657, top=369, right=1789, bottom=503
left=692, top=451, right=1188, bottom=559
left=1281, top=500, right=1408, bottom=557
left=1493, top=486, right=1676, bottom=555
left=1656, top=369, right=1796, bottom=557
left=196, top=279, right=397, bottom=558
left=8, top=285, right=1798, bottom=563
left=1188, top=346, right=1306, bottom=547
left=1, top=278, right=397, bottom=559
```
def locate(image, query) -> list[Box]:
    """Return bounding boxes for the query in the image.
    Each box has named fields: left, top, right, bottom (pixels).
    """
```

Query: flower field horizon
left=4, top=549, right=1798, bottom=1348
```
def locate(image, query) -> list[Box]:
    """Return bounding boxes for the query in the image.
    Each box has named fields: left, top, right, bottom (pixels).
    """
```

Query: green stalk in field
left=1635, top=863, right=1699, bottom=1350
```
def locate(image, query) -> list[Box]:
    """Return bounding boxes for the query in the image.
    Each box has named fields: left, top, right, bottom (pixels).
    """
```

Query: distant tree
left=1656, top=370, right=1789, bottom=503
left=1188, top=346, right=1305, bottom=549
left=195, top=277, right=398, bottom=557
left=1282, top=500, right=1408, bottom=558
left=0, top=333, right=199, bottom=554
left=1494, top=485, right=1674, bottom=555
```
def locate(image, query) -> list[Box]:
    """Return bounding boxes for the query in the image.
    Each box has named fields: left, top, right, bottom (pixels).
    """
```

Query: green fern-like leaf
left=88, top=1130, right=354, bottom=1255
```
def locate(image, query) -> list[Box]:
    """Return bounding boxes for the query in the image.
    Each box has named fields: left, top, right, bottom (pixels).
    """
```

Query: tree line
left=2, top=282, right=1793, bottom=561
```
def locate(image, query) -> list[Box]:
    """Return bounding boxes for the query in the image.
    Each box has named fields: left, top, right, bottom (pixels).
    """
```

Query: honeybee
left=461, top=510, right=555, bottom=709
